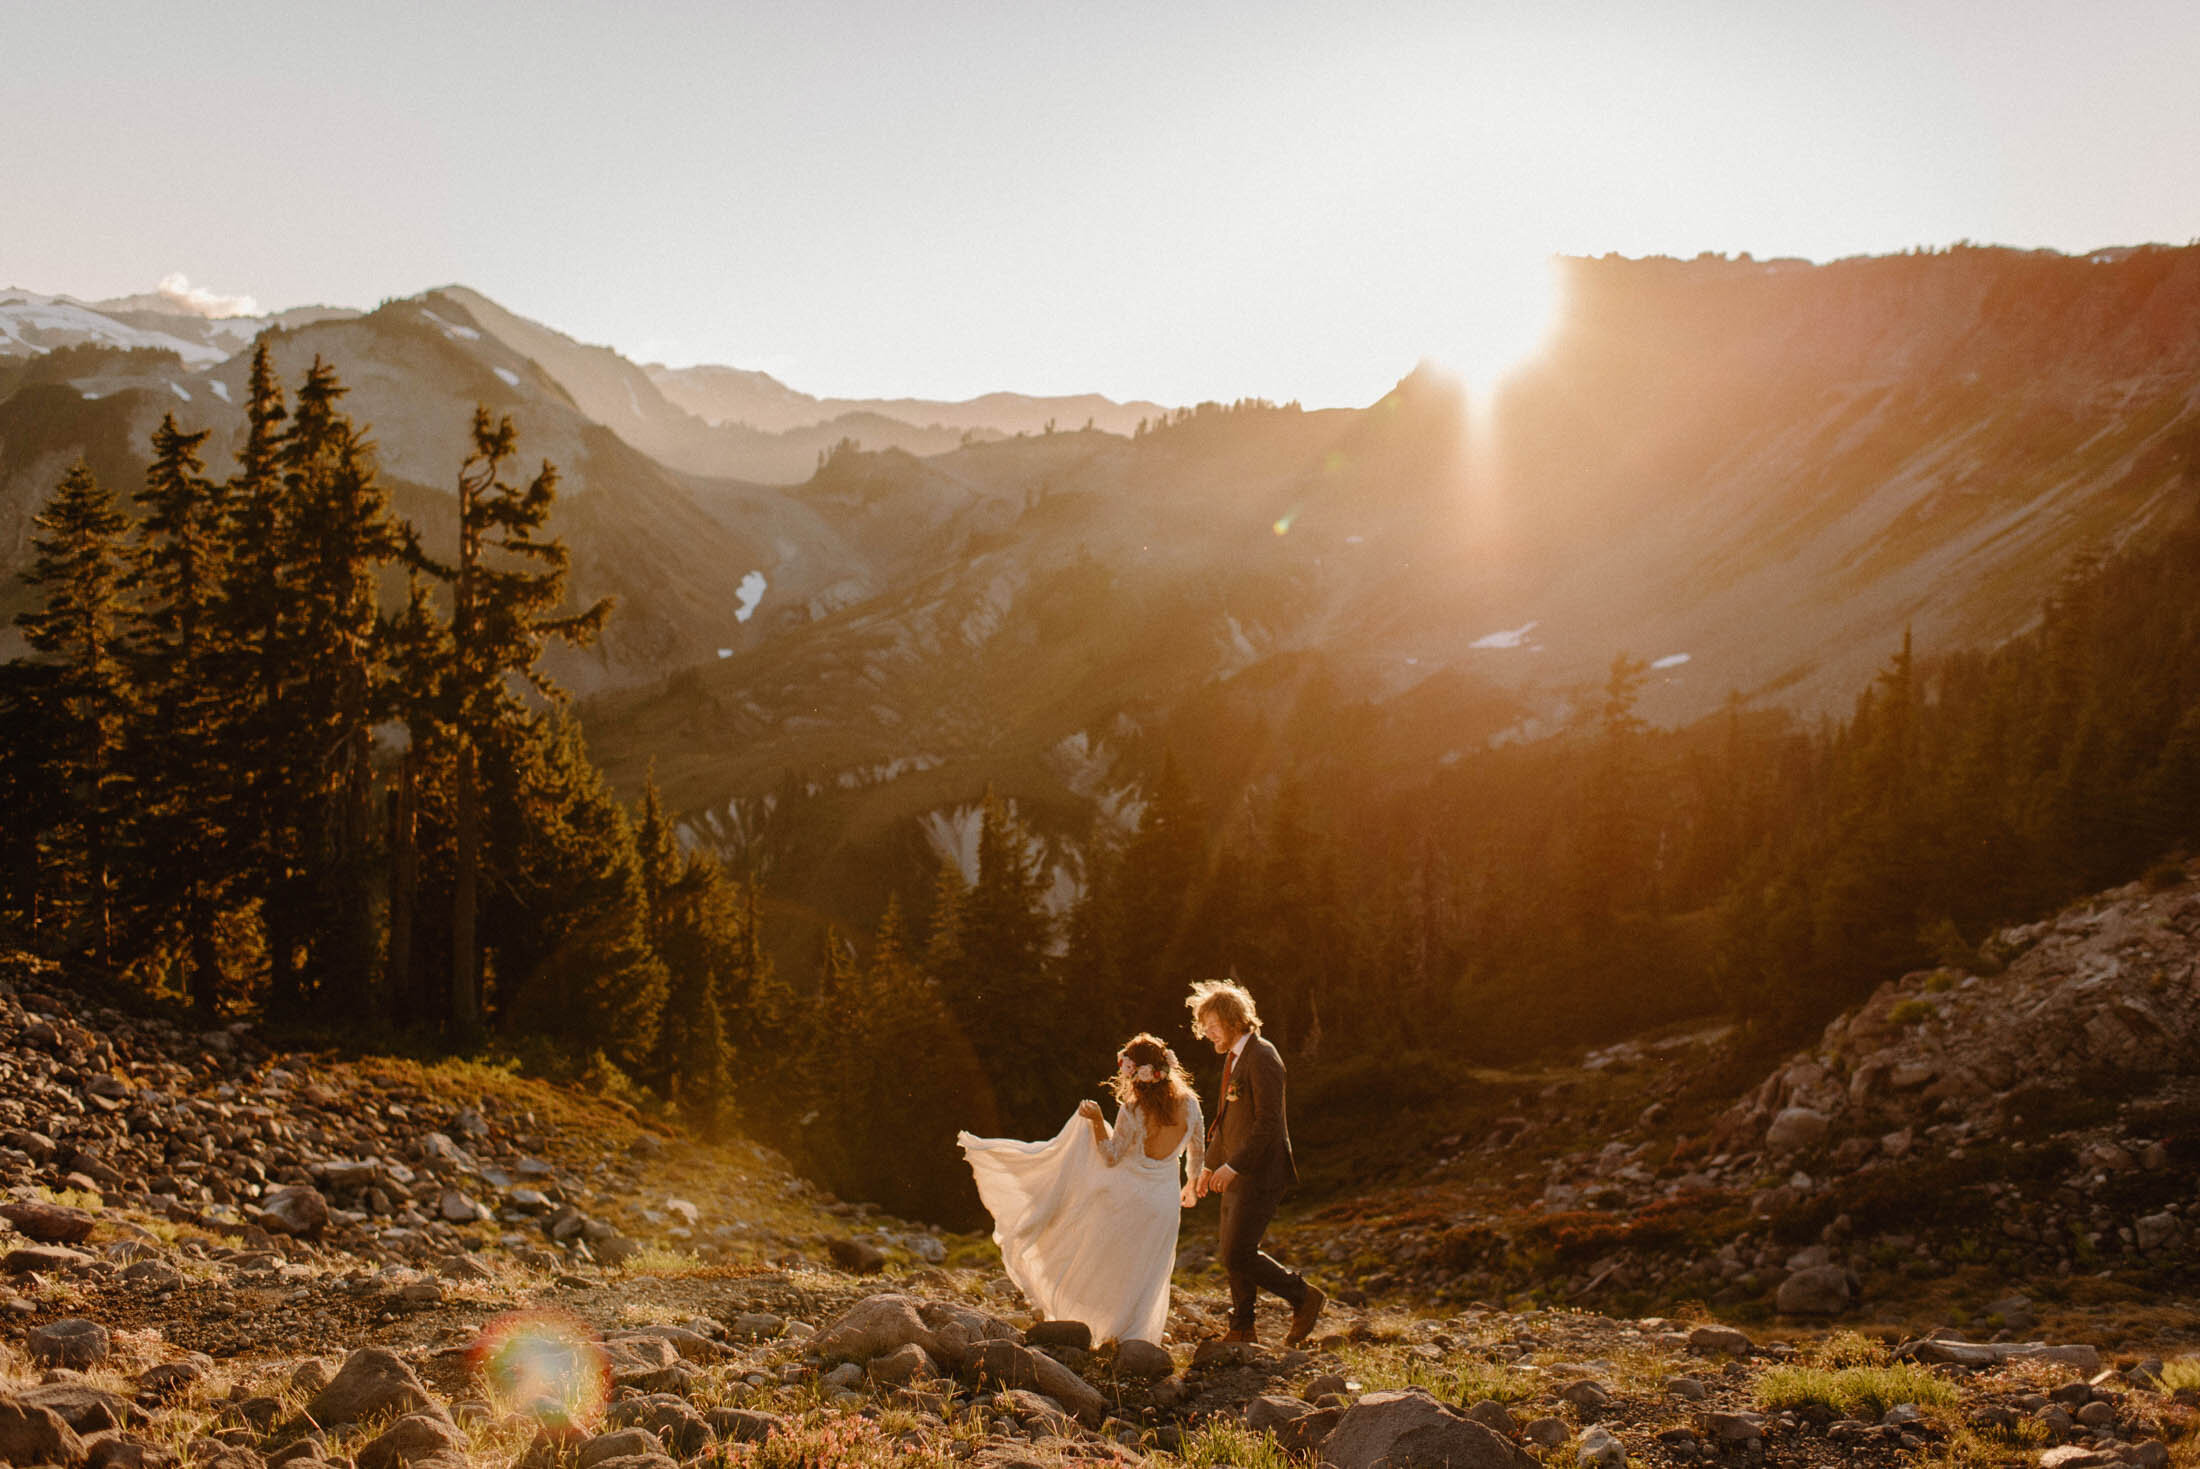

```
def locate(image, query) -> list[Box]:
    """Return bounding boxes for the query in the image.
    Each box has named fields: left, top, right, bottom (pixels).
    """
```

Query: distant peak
left=93, top=274, right=263, bottom=320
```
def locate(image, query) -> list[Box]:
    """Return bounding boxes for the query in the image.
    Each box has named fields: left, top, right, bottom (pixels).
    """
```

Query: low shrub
left=1755, top=1362, right=1960, bottom=1420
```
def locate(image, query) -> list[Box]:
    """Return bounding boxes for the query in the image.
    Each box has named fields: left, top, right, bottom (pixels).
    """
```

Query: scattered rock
left=1321, top=1389, right=1537, bottom=1469
left=825, top=1236, right=885, bottom=1274
left=1775, top=1264, right=1855, bottom=1315
left=1688, top=1325, right=1752, bottom=1355
left=1577, top=1424, right=1627, bottom=1468
left=355, top=1412, right=468, bottom=1469
left=303, top=1348, right=440, bottom=1427
left=256, top=1186, right=329, bottom=1238
left=28, top=1319, right=111, bottom=1369
left=1113, top=1339, right=1174, bottom=1380
left=0, top=1199, right=96, bottom=1243
left=1026, top=1320, right=1091, bottom=1353
left=0, top=1398, right=88, bottom=1466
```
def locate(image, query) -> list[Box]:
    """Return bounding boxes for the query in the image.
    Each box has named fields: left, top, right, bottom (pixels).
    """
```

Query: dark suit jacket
left=1206, top=1032, right=1297, bottom=1195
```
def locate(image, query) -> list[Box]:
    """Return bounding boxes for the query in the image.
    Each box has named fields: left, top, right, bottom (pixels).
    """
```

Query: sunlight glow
left=1430, top=255, right=1565, bottom=398
left=471, top=1311, right=611, bottom=1429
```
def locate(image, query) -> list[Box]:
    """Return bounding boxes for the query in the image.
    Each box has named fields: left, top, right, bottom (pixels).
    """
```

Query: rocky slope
left=3, top=944, right=2197, bottom=1469
left=1271, top=860, right=2200, bottom=1375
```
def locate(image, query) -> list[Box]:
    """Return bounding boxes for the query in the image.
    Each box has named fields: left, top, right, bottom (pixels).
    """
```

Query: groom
left=1189, top=978, right=1325, bottom=1347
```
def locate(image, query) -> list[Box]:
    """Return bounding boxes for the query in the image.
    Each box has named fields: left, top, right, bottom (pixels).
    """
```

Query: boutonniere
left=1225, top=1084, right=1242, bottom=1103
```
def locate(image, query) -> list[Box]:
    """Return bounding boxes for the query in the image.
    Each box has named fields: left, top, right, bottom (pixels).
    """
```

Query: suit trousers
left=1217, top=1179, right=1305, bottom=1329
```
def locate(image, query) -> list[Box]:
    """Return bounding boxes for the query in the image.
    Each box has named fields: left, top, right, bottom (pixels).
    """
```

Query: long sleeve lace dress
left=958, top=1090, right=1204, bottom=1346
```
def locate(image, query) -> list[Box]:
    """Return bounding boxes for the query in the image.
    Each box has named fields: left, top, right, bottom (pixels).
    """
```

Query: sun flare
left=1430, top=255, right=1565, bottom=396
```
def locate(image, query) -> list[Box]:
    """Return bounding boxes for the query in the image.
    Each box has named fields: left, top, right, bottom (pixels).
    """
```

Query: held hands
left=1194, top=1164, right=1237, bottom=1198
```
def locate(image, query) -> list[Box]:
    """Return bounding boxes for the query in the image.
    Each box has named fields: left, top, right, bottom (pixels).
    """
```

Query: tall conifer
left=15, top=462, right=132, bottom=968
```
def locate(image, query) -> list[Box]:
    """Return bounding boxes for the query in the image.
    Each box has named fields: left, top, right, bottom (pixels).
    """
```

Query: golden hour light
left=1428, top=254, right=1566, bottom=399
left=10, top=4, right=2200, bottom=1444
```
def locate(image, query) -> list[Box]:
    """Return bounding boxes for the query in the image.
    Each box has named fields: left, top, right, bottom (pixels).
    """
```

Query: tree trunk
left=452, top=740, right=480, bottom=1042
left=387, top=756, right=418, bottom=1029
left=189, top=884, right=223, bottom=1017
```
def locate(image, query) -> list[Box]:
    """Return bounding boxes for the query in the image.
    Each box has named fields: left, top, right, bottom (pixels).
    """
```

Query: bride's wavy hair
left=1107, top=1033, right=1193, bottom=1129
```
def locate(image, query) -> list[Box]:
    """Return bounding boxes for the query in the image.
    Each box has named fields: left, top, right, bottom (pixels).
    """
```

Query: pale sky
left=7, top=0, right=2198, bottom=407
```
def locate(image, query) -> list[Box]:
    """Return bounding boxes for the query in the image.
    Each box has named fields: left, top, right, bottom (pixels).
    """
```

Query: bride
left=957, top=1034, right=1203, bottom=1346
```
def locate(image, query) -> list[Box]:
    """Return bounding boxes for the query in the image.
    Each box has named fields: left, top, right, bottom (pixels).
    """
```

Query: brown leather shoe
left=1284, top=1285, right=1326, bottom=1347
left=1218, top=1327, right=1259, bottom=1344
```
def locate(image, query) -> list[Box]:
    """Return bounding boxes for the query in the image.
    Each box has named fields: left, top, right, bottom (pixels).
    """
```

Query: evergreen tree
left=1113, top=755, right=1207, bottom=1030
left=407, top=408, right=610, bottom=1041
left=247, top=358, right=402, bottom=1015
left=14, top=461, right=132, bottom=968
left=948, top=793, right=1059, bottom=1131
left=120, top=414, right=235, bottom=1008
left=488, top=714, right=666, bottom=1072
left=0, top=662, right=70, bottom=945
left=218, top=344, right=301, bottom=1004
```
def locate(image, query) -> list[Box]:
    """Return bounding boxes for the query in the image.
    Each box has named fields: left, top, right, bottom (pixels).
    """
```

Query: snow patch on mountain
left=735, top=571, right=767, bottom=623
left=0, top=293, right=227, bottom=366
left=416, top=307, right=480, bottom=342
left=1472, top=620, right=1540, bottom=650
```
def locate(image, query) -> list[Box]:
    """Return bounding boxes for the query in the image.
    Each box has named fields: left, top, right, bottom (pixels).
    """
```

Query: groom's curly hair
left=1186, top=977, right=1260, bottom=1035
left=1108, top=1033, right=1193, bottom=1130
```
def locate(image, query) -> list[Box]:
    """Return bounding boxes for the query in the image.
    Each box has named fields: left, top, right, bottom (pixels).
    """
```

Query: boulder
left=135, top=1361, right=209, bottom=1403
left=0, top=1200, right=96, bottom=1243
left=120, top=1260, right=184, bottom=1291
left=1113, top=1339, right=1174, bottom=1380
left=1277, top=1406, right=1344, bottom=1455
left=1577, top=1424, right=1627, bottom=1468
left=603, top=1396, right=709, bottom=1456
left=0, top=1398, right=87, bottom=1466
left=703, top=1409, right=781, bottom=1444
left=355, top=1413, right=468, bottom=1469
left=1704, top=1411, right=1766, bottom=1444
left=825, top=1236, right=886, bottom=1274
left=28, top=1318, right=111, bottom=1369
left=724, top=1312, right=784, bottom=1342
left=1321, top=1389, right=1537, bottom=1469
left=600, top=1336, right=682, bottom=1394
left=577, top=1429, right=665, bottom=1468
left=1766, top=1107, right=1830, bottom=1154
left=1026, top=1320, right=1092, bottom=1353
left=1776, top=1265, right=1855, bottom=1315
left=618, top=1324, right=722, bottom=1363
left=965, top=1339, right=1105, bottom=1426
left=19, top=1384, right=130, bottom=1432
left=1687, top=1325, right=1753, bottom=1356
left=6, top=1244, right=95, bottom=1273
left=917, top=1301, right=1018, bottom=1367
left=865, top=1343, right=939, bottom=1386
left=86, top=1436, right=178, bottom=1469
left=1464, top=1400, right=1517, bottom=1433
left=2037, top=1449, right=2122, bottom=1469
left=303, top=1348, right=440, bottom=1427
left=1246, top=1395, right=1313, bottom=1432
left=812, top=1294, right=940, bottom=1364
left=257, top=1186, right=329, bottom=1238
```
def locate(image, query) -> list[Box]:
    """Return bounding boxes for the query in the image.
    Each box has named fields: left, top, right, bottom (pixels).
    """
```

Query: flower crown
left=1119, top=1046, right=1174, bottom=1085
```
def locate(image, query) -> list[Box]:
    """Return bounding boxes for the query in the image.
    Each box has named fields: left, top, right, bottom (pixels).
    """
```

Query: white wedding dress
left=958, top=1091, right=1204, bottom=1346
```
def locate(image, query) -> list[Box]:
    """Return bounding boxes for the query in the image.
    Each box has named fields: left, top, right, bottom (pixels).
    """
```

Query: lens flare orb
left=470, top=1311, right=611, bottom=1430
